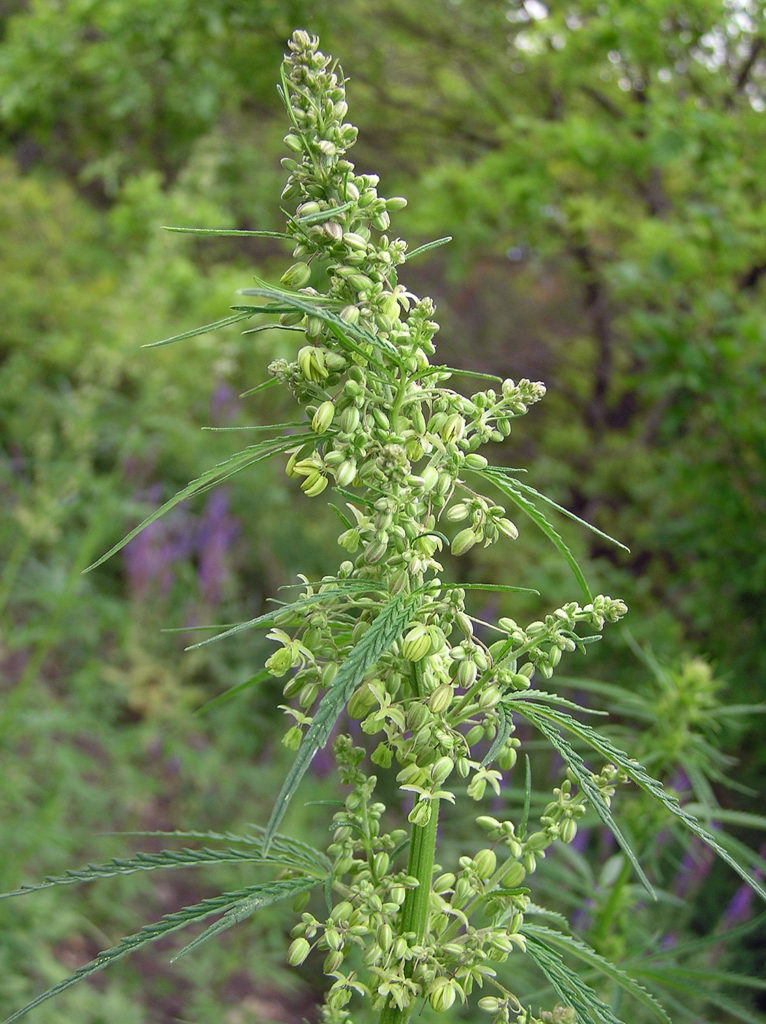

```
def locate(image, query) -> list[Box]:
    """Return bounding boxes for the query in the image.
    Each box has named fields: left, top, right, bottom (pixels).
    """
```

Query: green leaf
left=479, top=468, right=594, bottom=601
left=142, top=310, right=255, bottom=349
left=185, top=581, right=373, bottom=650
left=170, top=874, right=318, bottom=962
left=404, top=235, right=452, bottom=261
left=84, top=433, right=312, bottom=572
left=113, top=827, right=332, bottom=875
left=524, top=931, right=631, bottom=1024
left=519, top=702, right=766, bottom=903
left=240, top=279, right=399, bottom=366
left=0, top=846, right=287, bottom=899
left=481, top=702, right=514, bottom=767
left=262, top=591, right=419, bottom=853
left=195, top=670, right=272, bottom=714
left=163, top=225, right=290, bottom=239
left=524, top=924, right=672, bottom=1024
left=517, top=703, right=654, bottom=897
left=500, top=475, right=630, bottom=553
left=442, top=582, right=540, bottom=596
left=0, top=877, right=318, bottom=1024
left=239, top=378, right=279, bottom=398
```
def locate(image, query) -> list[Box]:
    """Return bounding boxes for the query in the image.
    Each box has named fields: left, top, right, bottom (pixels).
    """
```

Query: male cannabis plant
left=4, top=29, right=764, bottom=1024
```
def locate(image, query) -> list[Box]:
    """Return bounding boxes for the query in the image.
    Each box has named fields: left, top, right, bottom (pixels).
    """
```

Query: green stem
left=378, top=802, right=440, bottom=1024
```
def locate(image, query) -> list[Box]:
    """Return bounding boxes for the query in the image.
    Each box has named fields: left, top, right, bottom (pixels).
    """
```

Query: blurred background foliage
left=1, top=1, right=764, bottom=1021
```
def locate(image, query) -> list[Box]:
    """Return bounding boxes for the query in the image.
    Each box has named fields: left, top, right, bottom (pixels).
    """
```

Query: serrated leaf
left=0, top=846, right=287, bottom=899
left=112, top=827, right=332, bottom=875
left=185, top=581, right=373, bottom=650
left=524, top=932, right=631, bottom=1024
left=404, top=235, right=452, bottom=260
left=517, top=704, right=654, bottom=897
left=0, top=876, right=318, bottom=1024
left=163, top=225, right=290, bottom=239
left=169, top=874, right=318, bottom=962
left=142, top=310, right=255, bottom=349
left=240, top=280, right=399, bottom=366
left=262, top=591, right=419, bottom=853
left=494, top=473, right=630, bottom=553
left=195, top=670, right=272, bottom=714
left=479, top=468, right=594, bottom=602
left=85, top=433, right=313, bottom=572
left=481, top=702, right=514, bottom=767
left=519, top=702, right=766, bottom=903
left=524, top=924, right=672, bottom=1024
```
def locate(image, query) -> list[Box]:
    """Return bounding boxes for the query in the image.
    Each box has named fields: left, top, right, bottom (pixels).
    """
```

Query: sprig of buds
left=262, top=30, right=628, bottom=1023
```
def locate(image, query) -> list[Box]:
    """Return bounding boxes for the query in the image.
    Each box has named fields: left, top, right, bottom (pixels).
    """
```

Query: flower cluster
left=262, top=30, right=629, bottom=1023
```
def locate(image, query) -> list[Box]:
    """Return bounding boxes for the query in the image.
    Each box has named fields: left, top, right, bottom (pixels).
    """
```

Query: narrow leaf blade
left=262, top=592, right=419, bottom=852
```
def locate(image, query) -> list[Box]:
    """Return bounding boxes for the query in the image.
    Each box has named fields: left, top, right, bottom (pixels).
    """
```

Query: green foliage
left=3, top=28, right=763, bottom=1024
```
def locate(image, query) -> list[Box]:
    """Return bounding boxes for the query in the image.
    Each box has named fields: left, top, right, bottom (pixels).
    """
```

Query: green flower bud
left=386, top=196, right=408, bottom=211
left=428, top=683, right=453, bottom=715
left=377, top=923, right=393, bottom=951
left=266, top=647, right=293, bottom=677
left=281, top=262, right=312, bottom=289
left=287, top=936, right=311, bottom=966
left=451, top=527, right=477, bottom=556
left=335, top=459, right=357, bottom=486
left=330, top=900, right=354, bottom=922
left=371, top=742, right=392, bottom=768
left=347, top=682, right=377, bottom=719
left=499, top=861, right=526, bottom=887
left=282, top=725, right=303, bottom=750
left=402, top=624, right=432, bottom=661
left=496, top=518, right=519, bottom=540
left=323, top=950, right=344, bottom=974
left=373, top=851, right=390, bottom=877
left=339, top=304, right=360, bottom=324
left=324, top=221, right=344, bottom=242
left=433, top=872, right=456, bottom=894
left=312, top=400, right=335, bottom=434
left=428, top=977, right=457, bottom=1013
left=478, top=996, right=502, bottom=1013
left=431, top=755, right=455, bottom=784
left=464, top=453, right=488, bottom=469
left=479, top=685, right=501, bottom=709
left=284, top=133, right=303, bottom=153
left=457, top=658, right=478, bottom=687
left=301, top=472, right=328, bottom=496
left=420, top=465, right=439, bottom=491
left=339, top=406, right=360, bottom=433
left=343, top=231, right=367, bottom=250
left=474, top=848, right=497, bottom=879
left=560, top=818, right=578, bottom=844
left=442, top=413, right=465, bottom=443
left=408, top=799, right=432, bottom=826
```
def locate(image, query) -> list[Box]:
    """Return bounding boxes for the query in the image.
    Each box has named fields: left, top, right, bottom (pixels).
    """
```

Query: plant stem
left=378, top=802, right=440, bottom=1024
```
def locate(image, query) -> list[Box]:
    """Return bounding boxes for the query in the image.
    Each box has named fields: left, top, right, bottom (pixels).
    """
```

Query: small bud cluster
left=263, top=32, right=629, bottom=1022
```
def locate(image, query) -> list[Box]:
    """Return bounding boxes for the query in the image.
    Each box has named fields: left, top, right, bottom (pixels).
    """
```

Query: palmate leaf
left=524, top=924, right=672, bottom=1024
left=479, top=468, right=594, bottom=602
left=516, top=704, right=654, bottom=896
left=524, top=932, right=631, bottom=1024
left=518, top=702, right=766, bottom=903
left=262, top=590, right=420, bottom=853
left=84, top=433, right=313, bottom=572
left=1, top=876, right=319, bottom=1024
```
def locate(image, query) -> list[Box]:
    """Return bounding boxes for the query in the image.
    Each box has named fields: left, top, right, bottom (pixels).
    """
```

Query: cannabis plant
left=4, top=30, right=764, bottom=1024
